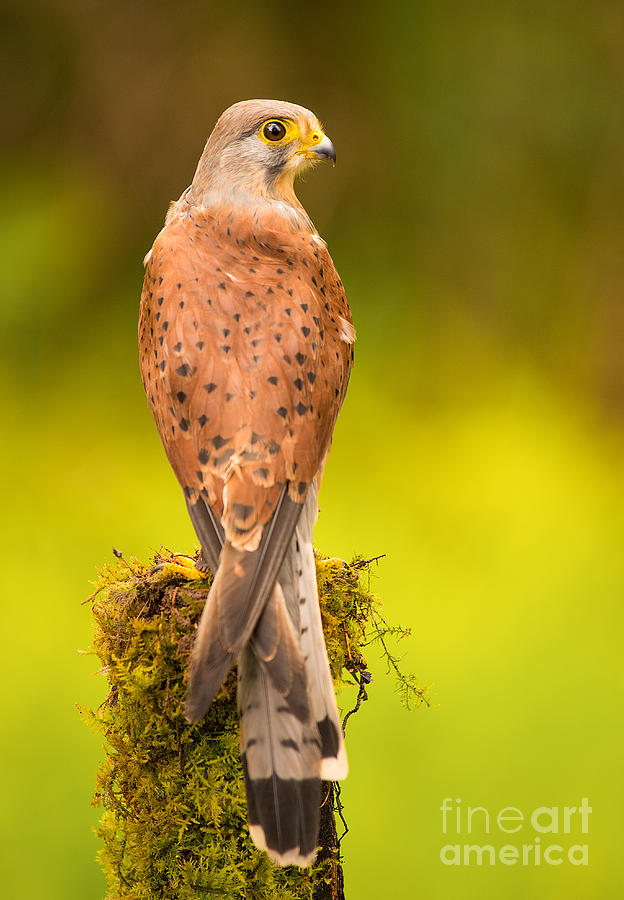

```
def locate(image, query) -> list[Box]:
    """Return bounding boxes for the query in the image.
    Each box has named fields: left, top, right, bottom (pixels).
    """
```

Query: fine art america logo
left=439, top=798, right=591, bottom=866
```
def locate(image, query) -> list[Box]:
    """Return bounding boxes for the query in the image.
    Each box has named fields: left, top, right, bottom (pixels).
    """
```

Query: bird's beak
left=309, top=135, right=336, bottom=164
left=297, top=133, right=337, bottom=165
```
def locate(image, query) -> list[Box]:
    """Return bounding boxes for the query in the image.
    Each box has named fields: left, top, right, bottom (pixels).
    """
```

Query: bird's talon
left=154, top=555, right=204, bottom=581
left=318, top=557, right=347, bottom=571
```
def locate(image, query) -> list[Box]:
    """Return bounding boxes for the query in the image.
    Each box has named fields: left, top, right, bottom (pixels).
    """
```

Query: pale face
left=245, top=111, right=334, bottom=181
left=204, top=100, right=336, bottom=199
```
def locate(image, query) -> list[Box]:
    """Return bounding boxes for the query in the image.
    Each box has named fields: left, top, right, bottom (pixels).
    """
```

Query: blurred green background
left=1, top=1, right=623, bottom=897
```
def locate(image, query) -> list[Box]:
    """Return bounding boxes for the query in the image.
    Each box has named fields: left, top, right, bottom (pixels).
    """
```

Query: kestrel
left=138, top=100, right=354, bottom=866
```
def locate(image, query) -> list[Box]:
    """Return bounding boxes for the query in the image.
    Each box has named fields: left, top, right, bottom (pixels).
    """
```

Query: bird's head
left=187, top=99, right=336, bottom=226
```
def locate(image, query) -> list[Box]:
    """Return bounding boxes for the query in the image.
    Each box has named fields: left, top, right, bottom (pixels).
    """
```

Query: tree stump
left=84, top=550, right=389, bottom=900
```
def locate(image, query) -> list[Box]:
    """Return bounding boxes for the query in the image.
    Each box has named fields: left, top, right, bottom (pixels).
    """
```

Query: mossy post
left=84, top=549, right=427, bottom=899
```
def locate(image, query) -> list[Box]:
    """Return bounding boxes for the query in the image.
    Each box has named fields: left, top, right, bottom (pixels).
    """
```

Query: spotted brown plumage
left=138, top=99, right=353, bottom=866
left=139, top=207, right=352, bottom=547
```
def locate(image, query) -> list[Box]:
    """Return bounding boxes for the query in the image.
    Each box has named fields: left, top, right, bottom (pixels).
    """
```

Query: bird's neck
left=181, top=158, right=315, bottom=234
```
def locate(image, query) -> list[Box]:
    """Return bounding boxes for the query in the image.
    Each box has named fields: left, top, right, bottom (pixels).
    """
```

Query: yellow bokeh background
left=1, top=2, right=623, bottom=897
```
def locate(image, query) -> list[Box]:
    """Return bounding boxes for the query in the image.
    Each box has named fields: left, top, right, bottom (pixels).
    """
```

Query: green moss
left=83, top=550, right=428, bottom=899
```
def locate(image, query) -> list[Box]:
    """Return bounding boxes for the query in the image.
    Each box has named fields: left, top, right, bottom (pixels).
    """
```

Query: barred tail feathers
left=240, top=484, right=347, bottom=865
left=238, top=640, right=321, bottom=866
left=294, top=488, right=348, bottom=782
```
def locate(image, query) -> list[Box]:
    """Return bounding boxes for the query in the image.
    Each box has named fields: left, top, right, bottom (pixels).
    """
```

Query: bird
left=138, top=99, right=354, bottom=867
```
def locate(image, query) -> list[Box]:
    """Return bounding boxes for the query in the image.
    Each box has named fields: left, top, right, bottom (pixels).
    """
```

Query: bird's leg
left=316, top=557, right=348, bottom=571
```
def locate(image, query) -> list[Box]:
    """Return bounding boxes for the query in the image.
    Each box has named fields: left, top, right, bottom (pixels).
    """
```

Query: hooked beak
left=297, top=132, right=336, bottom=165
left=309, top=134, right=336, bottom=164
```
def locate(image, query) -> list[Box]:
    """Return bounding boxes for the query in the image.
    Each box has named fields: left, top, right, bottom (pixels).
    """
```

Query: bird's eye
left=262, top=121, right=287, bottom=142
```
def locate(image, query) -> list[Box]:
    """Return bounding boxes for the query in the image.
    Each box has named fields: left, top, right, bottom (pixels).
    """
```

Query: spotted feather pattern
left=139, top=205, right=353, bottom=550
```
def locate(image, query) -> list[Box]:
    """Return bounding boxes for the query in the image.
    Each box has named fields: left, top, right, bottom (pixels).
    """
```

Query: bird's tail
left=238, top=481, right=348, bottom=866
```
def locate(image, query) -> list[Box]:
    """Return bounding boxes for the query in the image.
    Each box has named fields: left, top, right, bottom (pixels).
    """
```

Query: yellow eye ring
left=259, top=119, right=299, bottom=146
